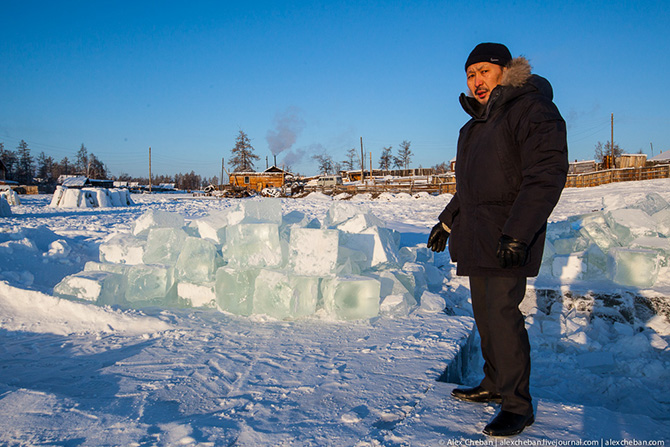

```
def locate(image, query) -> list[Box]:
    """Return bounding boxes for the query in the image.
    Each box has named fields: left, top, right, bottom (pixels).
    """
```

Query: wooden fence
left=306, top=165, right=670, bottom=196
left=565, top=164, right=670, bottom=188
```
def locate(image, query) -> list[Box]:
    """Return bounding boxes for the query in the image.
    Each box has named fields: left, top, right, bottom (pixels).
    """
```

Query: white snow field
left=0, top=180, right=669, bottom=446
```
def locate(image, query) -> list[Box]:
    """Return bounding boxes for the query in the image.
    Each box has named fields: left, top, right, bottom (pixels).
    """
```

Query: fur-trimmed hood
left=460, top=56, right=554, bottom=120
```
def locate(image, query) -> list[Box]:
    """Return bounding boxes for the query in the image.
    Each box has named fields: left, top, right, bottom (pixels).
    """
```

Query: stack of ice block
left=542, top=192, right=668, bottom=288
left=54, top=198, right=447, bottom=320
left=50, top=186, right=134, bottom=208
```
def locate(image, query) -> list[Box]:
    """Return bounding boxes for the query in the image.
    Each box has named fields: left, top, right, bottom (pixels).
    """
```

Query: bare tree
left=312, top=153, right=335, bottom=174
left=341, top=147, right=360, bottom=171
left=378, top=146, right=393, bottom=171
left=394, top=140, right=413, bottom=171
left=594, top=141, right=623, bottom=163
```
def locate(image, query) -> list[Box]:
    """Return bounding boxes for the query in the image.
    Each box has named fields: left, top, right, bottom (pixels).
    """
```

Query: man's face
left=466, top=62, right=506, bottom=105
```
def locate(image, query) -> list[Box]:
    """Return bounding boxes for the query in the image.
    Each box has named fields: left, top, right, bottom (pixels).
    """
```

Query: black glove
left=427, top=222, right=450, bottom=253
left=496, top=235, right=529, bottom=268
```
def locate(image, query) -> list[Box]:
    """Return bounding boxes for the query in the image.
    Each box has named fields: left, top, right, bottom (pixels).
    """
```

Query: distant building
left=568, top=160, right=597, bottom=174
left=229, top=166, right=290, bottom=191
left=649, top=149, right=670, bottom=164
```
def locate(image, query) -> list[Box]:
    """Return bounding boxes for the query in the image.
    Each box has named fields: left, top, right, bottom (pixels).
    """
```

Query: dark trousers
left=469, top=276, right=532, bottom=416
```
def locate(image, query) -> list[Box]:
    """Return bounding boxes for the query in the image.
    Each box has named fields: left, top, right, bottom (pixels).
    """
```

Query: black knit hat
left=465, top=43, right=512, bottom=71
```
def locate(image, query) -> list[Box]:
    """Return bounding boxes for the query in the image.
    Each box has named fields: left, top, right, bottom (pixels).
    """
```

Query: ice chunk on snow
left=576, top=351, right=615, bottom=373
left=143, top=227, right=188, bottom=265
left=338, top=227, right=400, bottom=270
left=0, top=195, right=11, bottom=217
left=84, top=261, right=131, bottom=275
left=578, top=212, right=621, bottom=251
left=175, top=237, right=221, bottom=283
left=252, top=269, right=319, bottom=319
left=177, top=282, right=217, bottom=308
left=651, top=208, right=670, bottom=237
left=125, top=264, right=176, bottom=304
left=54, top=270, right=124, bottom=304
left=190, top=207, right=245, bottom=244
left=335, top=213, right=384, bottom=233
left=223, top=223, right=283, bottom=268
left=132, top=210, right=185, bottom=236
left=419, top=290, right=446, bottom=312
left=99, top=233, right=145, bottom=265
left=552, top=236, right=589, bottom=255
left=402, top=263, right=429, bottom=298
left=241, top=198, right=282, bottom=224
left=0, top=188, right=20, bottom=205
left=398, top=246, right=434, bottom=265
left=215, top=267, right=258, bottom=316
left=324, top=202, right=361, bottom=227
left=605, top=208, right=658, bottom=244
left=374, top=270, right=417, bottom=317
left=608, top=247, right=659, bottom=288
left=604, top=191, right=669, bottom=215
left=321, top=276, right=381, bottom=320
left=288, top=227, right=340, bottom=276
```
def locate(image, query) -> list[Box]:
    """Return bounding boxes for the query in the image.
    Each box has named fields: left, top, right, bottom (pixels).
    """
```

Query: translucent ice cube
left=99, top=233, right=145, bottom=265
left=335, top=213, right=384, bottom=233
left=0, top=196, right=11, bottom=217
left=223, top=223, right=283, bottom=268
left=241, top=198, right=282, bottom=224
left=605, top=208, right=658, bottom=244
left=552, top=236, right=589, bottom=255
left=175, top=237, right=221, bottom=283
left=125, top=264, right=176, bottom=304
left=143, top=227, right=188, bottom=265
left=54, top=270, right=124, bottom=304
left=288, top=227, right=340, bottom=276
left=84, top=261, right=131, bottom=275
left=321, top=275, right=381, bottom=320
left=132, top=210, right=185, bottom=236
left=215, top=267, right=258, bottom=316
left=401, top=263, right=428, bottom=298
left=651, top=208, right=670, bottom=237
left=608, top=248, right=659, bottom=288
left=252, top=269, right=319, bottom=319
left=578, top=213, right=621, bottom=252
left=324, top=202, right=361, bottom=228
left=338, top=227, right=400, bottom=270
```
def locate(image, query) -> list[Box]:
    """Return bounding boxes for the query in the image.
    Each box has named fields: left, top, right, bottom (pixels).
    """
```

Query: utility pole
left=221, top=157, right=225, bottom=190
left=650, top=143, right=654, bottom=157
left=369, top=151, right=373, bottom=183
left=360, top=137, right=364, bottom=184
left=149, top=147, right=152, bottom=194
left=611, top=113, right=614, bottom=167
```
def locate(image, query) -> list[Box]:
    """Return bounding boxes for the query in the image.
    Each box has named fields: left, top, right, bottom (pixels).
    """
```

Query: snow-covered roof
left=649, top=149, right=670, bottom=162
left=61, top=176, right=89, bottom=187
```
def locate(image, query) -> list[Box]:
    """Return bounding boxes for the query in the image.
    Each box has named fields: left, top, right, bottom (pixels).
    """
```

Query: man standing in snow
left=427, top=43, right=568, bottom=436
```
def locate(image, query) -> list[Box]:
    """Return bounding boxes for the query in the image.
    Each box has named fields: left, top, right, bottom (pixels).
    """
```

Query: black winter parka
left=438, top=57, right=568, bottom=277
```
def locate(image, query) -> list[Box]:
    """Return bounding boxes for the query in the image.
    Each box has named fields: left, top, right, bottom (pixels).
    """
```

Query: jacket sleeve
left=502, top=99, right=568, bottom=244
left=438, top=192, right=460, bottom=229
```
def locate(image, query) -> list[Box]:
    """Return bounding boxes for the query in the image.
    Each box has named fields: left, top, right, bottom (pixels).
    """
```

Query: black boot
left=483, top=410, right=534, bottom=437
left=451, top=386, right=502, bottom=403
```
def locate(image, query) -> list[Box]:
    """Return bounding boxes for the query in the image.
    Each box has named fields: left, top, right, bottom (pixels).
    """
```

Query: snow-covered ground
left=0, top=180, right=669, bottom=446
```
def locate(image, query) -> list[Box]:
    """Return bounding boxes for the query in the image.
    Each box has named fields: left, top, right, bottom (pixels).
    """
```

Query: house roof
left=649, top=149, right=670, bottom=162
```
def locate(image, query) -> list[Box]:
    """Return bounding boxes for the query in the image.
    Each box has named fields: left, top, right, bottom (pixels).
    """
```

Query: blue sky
left=1, top=0, right=669, bottom=179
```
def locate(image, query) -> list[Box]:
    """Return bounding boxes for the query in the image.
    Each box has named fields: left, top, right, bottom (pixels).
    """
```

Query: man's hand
left=496, top=235, right=529, bottom=268
left=427, top=222, right=450, bottom=253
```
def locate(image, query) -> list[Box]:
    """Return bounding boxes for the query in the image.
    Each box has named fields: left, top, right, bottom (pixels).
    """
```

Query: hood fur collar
left=501, top=56, right=532, bottom=88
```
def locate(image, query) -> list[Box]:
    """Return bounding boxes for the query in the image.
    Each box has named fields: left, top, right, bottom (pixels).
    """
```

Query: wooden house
left=229, top=166, right=289, bottom=191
